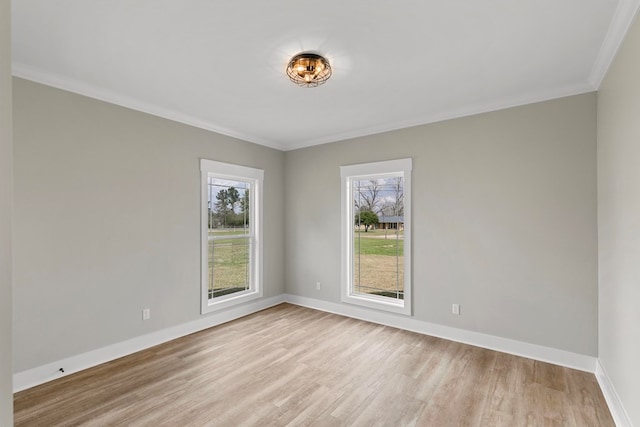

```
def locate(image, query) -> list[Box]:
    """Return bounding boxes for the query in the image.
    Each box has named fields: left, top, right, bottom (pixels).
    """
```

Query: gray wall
left=1, top=0, right=13, bottom=423
left=597, top=12, right=640, bottom=427
left=285, top=93, right=598, bottom=356
left=11, top=72, right=601, bottom=384
left=12, top=78, right=285, bottom=372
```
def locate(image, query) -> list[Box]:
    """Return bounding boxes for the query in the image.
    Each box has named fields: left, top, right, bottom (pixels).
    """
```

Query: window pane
left=208, top=237, right=251, bottom=299
left=352, top=176, right=404, bottom=300
left=201, top=159, right=264, bottom=313
left=207, top=174, right=252, bottom=300
left=207, top=176, right=250, bottom=232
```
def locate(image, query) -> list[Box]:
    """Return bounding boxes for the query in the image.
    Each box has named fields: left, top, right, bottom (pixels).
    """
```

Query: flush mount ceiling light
left=286, top=53, right=332, bottom=87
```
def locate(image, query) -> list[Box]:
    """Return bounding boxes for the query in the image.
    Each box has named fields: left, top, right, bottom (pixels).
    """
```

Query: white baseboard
left=13, top=294, right=286, bottom=393
left=596, top=359, right=633, bottom=427
left=13, top=293, right=600, bottom=394
left=17, top=293, right=628, bottom=424
left=283, top=294, right=597, bottom=373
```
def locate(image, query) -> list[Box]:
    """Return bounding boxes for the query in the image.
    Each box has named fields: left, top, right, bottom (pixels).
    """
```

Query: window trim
left=200, top=159, right=264, bottom=313
left=340, top=158, right=412, bottom=315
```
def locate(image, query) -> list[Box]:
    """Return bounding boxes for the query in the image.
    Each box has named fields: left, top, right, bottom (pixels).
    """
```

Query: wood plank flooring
left=14, top=303, right=614, bottom=426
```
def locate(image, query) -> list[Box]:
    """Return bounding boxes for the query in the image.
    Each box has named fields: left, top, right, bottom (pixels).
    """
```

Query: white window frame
left=200, top=159, right=263, bottom=313
left=340, top=158, right=412, bottom=315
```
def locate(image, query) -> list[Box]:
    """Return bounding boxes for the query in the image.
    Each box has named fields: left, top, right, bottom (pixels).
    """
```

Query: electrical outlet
left=142, top=308, right=151, bottom=320
left=451, top=304, right=460, bottom=315
left=316, top=282, right=321, bottom=290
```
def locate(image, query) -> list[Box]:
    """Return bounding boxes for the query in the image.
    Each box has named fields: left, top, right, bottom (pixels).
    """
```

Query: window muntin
left=201, top=160, right=263, bottom=313
left=341, top=159, right=412, bottom=315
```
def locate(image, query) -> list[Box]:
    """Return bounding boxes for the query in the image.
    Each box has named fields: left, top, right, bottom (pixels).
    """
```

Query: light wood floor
left=14, top=303, right=614, bottom=426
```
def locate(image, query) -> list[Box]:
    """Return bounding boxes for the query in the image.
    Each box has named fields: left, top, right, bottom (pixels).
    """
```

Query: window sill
left=341, top=292, right=411, bottom=316
left=202, top=289, right=263, bottom=314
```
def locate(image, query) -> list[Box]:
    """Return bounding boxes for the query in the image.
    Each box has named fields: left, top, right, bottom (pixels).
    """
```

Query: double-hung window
left=200, top=159, right=263, bottom=313
left=341, top=158, right=412, bottom=315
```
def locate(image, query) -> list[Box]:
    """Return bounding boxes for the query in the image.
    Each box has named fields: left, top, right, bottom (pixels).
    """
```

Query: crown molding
left=11, top=62, right=289, bottom=152
left=285, top=83, right=596, bottom=151
left=13, top=62, right=596, bottom=152
left=589, top=0, right=640, bottom=88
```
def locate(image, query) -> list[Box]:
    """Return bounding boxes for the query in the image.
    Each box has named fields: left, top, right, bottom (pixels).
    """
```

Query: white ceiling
left=11, top=0, right=640, bottom=151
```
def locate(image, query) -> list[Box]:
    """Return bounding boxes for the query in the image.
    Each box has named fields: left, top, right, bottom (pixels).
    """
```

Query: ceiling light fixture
left=286, top=53, right=332, bottom=87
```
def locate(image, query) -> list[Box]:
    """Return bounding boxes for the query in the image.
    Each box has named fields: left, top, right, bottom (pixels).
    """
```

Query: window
left=341, top=158, right=412, bottom=315
left=201, top=159, right=263, bottom=313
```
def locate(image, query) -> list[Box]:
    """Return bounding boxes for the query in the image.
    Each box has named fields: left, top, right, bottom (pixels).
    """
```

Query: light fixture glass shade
left=286, top=53, right=332, bottom=87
